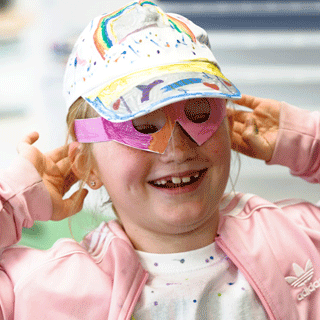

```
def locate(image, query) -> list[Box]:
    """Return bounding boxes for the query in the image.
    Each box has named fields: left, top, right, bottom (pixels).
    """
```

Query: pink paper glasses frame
left=74, top=98, right=226, bottom=154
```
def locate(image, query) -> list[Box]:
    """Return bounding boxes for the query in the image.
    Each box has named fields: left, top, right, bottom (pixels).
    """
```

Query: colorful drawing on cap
left=86, top=62, right=231, bottom=118
left=214, top=75, right=235, bottom=92
left=150, top=39, right=160, bottom=47
left=128, top=45, right=139, bottom=56
left=167, top=14, right=196, bottom=43
left=202, top=72, right=214, bottom=80
left=75, top=54, right=87, bottom=67
left=203, top=83, right=219, bottom=90
left=138, top=0, right=158, bottom=6
left=137, top=80, right=164, bottom=102
left=93, top=3, right=137, bottom=59
left=161, top=78, right=202, bottom=92
left=223, top=80, right=232, bottom=87
left=93, top=1, right=162, bottom=60
left=177, top=88, right=189, bottom=95
left=113, top=99, right=121, bottom=110
left=120, top=96, right=132, bottom=113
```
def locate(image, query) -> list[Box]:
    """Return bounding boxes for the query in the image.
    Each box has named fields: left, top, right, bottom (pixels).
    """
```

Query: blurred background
left=1, top=0, right=320, bottom=249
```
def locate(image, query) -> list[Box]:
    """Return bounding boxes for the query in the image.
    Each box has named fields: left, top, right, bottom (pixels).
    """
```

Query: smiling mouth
left=149, top=169, right=208, bottom=189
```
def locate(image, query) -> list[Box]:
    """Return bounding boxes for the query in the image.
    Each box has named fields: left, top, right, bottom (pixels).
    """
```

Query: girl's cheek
left=211, top=145, right=230, bottom=162
left=212, top=147, right=220, bottom=155
left=206, top=126, right=232, bottom=161
left=94, top=142, right=152, bottom=182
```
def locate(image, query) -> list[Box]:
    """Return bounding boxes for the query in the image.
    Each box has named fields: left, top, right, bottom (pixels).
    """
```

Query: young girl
left=1, top=1, right=320, bottom=319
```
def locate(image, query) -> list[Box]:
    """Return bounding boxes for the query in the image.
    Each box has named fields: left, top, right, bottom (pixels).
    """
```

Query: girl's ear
left=68, top=142, right=103, bottom=190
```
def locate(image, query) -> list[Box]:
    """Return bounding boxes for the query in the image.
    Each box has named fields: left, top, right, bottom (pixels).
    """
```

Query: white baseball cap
left=63, top=0, right=241, bottom=122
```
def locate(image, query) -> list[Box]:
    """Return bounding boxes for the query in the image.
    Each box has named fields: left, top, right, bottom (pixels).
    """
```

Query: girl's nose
left=159, top=122, right=197, bottom=163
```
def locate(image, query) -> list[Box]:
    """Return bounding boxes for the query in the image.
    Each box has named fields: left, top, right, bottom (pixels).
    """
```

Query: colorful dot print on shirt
left=133, top=242, right=269, bottom=319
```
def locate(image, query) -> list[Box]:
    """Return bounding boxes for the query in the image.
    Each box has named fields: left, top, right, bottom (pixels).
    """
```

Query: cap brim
left=83, top=60, right=241, bottom=122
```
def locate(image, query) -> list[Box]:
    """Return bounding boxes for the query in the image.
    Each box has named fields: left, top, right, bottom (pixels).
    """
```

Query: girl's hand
left=16, top=132, right=88, bottom=221
left=228, top=94, right=281, bottom=161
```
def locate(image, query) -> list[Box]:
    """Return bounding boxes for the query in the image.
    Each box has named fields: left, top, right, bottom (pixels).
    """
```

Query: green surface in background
left=19, top=209, right=111, bottom=250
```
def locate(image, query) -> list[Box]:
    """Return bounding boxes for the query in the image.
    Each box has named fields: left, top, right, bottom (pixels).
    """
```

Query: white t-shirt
left=133, top=242, right=268, bottom=320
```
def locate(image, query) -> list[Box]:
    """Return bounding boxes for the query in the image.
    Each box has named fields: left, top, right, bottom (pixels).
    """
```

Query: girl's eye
left=132, top=123, right=160, bottom=134
left=132, top=108, right=166, bottom=134
left=184, top=98, right=211, bottom=123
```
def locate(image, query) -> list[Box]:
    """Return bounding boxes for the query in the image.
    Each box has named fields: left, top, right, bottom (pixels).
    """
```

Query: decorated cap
left=63, top=0, right=241, bottom=122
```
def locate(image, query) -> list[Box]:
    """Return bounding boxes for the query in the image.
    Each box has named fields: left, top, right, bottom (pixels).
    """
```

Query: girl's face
left=92, top=100, right=231, bottom=247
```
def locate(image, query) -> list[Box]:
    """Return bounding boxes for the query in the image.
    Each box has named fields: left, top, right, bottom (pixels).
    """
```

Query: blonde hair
left=67, top=97, right=99, bottom=137
left=66, top=97, right=99, bottom=177
left=66, top=98, right=103, bottom=225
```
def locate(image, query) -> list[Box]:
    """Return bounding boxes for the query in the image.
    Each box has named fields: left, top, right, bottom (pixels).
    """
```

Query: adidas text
left=297, top=278, right=320, bottom=301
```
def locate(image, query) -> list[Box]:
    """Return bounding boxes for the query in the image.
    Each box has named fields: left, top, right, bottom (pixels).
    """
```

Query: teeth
left=153, top=172, right=201, bottom=186
left=182, top=176, right=191, bottom=183
left=172, top=177, right=182, bottom=184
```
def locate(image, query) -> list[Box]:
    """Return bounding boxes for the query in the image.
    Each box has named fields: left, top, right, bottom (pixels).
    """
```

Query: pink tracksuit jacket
left=1, top=102, right=320, bottom=320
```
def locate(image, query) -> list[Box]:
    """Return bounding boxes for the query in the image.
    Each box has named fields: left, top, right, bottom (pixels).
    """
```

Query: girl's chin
left=153, top=202, right=214, bottom=229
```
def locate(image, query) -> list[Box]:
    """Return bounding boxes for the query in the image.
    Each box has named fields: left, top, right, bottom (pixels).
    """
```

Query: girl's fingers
left=232, top=118, right=258, bottom=152
left=68, top=188, right=88, bottom=216
left=16, top=132, right=39, bottom=153
left=22, top=131, right=40, bottom=144
left=232, top=120, right=246, bottom=136
left=51, top=188, right=88, bottom=221
left=232, top=94, right=260, bottom=110
left=231, top=132, right=251, bottom=155
left=56, top=157, right=72, bottom=174
left=63, top=170, right=79, bottom=194
left=242, top=118, right=259, bottom=142
left=227, top=108, right=251, bottom=125
left=232, top=118, right=273, bottom=161
left=47, top=144, right=69, bottom=163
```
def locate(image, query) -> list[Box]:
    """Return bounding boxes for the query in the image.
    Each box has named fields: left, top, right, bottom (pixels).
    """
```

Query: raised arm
left=230, top=94, right=320, bottom=183
left=0, top=132, right=88, bottom=248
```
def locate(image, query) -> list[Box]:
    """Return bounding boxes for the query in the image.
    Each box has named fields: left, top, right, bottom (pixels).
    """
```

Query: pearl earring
left=90, top=181, right=96, bottom=187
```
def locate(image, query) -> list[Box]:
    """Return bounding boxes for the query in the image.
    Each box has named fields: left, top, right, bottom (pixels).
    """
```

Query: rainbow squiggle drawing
left=167, top=14, right=196, bottom=43
left=93, top=1, right=196, bottom=60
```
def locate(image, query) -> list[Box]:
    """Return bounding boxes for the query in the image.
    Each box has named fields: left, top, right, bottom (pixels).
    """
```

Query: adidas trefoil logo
left=285, top=260, right=314, bottom=288
left=285, top=260, right=320, bottom=301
